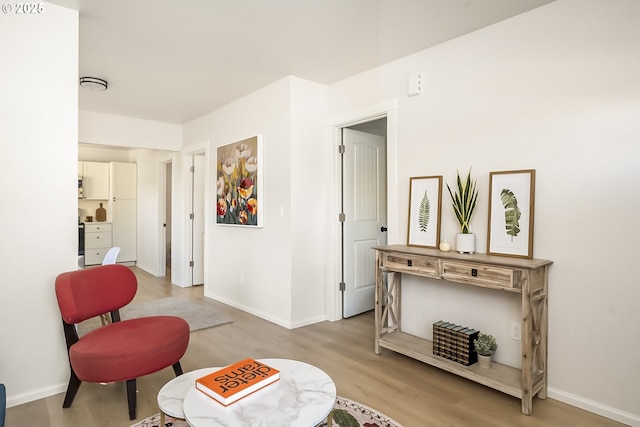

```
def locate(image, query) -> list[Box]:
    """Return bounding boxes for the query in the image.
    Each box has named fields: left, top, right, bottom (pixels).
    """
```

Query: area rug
left=130, top=396, right=402, bottom=427
left=78, top=296, right=233, bottom=336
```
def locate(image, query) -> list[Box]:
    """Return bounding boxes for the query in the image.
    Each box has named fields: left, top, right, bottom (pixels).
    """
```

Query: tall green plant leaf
left=418, top=189, right=430, bottom=232
left=500, top=188, right=521, bottom=240
left=446, top=169, right=478, bottom=234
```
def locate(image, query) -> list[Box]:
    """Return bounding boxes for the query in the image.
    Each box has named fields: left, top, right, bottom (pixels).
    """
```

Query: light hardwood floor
left=7, top=267, right=624, bottom=427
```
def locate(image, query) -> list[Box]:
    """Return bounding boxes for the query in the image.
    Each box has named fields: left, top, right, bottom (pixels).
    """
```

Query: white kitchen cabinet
left=109, top=162, right=137, bottom=263
left=80, top=161, right=109, bottom=200
left=84, top=222, right=112, bottom=265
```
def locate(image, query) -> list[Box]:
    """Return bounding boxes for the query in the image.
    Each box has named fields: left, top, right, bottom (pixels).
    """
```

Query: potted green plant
left=474, top=332, right=498, bottom=368
left=446, top=169, right=479, bottom=253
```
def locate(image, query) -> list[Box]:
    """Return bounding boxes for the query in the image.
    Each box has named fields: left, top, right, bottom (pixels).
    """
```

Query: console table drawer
left=382, top=252, right=440, bottom=277
left=442, top=261, right=515, bottom=289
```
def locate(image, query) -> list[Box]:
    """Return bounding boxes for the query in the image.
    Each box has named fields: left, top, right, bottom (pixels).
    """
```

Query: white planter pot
left=478, top=354, right=492, bottom=368
left=456, top=233, right=475, bottom=254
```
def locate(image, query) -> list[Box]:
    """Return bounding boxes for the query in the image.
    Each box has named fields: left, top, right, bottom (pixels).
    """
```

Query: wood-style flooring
left=6, top=266, right=624, bottom=427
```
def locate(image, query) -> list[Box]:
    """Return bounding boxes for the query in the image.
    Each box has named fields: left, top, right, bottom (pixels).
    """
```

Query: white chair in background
left=102, top=247, right=121, bottom=265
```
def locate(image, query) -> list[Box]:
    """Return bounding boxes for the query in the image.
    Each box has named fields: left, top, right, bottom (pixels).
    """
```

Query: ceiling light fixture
left=79, top=77, right=108, bottom=91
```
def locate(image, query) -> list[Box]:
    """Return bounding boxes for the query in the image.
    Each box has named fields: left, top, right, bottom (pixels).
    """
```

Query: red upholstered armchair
left=55, top=264, right=190, bottom=420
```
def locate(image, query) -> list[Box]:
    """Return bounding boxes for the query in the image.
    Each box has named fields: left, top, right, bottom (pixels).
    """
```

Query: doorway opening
left=163, top=161, right=172, bottom=276
left=340, top=117, right=388, bottom=318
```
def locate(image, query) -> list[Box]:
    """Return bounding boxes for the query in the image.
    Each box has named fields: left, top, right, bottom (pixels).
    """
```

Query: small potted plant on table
left=474, top=332, right=498, bottom=368
left=446, top=169, right=478, bottom=254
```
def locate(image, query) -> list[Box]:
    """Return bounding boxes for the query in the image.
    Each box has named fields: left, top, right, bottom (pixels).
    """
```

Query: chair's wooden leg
left=172, top=361, right=183, bottom=376
left=62, top=369, right=82, bottom=408
left=126, top=379, right=137, bottom=420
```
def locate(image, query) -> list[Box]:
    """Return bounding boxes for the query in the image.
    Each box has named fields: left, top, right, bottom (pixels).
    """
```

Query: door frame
left=184, top=143, right=208, bottom=287
left=328, top=99, right=399, bottom=321
left=160, top=159, right=172, bottom=276
left=189, top=152, right=206, bottom=286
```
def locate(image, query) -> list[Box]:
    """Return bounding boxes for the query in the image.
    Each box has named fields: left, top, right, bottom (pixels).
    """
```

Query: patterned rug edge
left=129, top=396, right=403, bottom=427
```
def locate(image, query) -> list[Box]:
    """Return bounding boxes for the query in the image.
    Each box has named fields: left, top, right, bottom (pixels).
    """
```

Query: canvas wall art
left=216, top=135, right=263, bottom=227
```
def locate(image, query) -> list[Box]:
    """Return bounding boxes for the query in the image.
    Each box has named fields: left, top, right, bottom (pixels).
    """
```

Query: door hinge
left=338, top=144, right=345, bottom=154
left=189, top=213, right=194, bottom=220
left=339, top=282, right=346, bottom=291
left=189, top=260, right=194, bottom=267
left=338, top=212, right=345, bottom=222
left=190, top=166, right=195, bottom=173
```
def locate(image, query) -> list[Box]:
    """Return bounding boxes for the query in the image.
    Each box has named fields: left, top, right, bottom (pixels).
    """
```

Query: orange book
left=195, top=358, right=280, bottom=406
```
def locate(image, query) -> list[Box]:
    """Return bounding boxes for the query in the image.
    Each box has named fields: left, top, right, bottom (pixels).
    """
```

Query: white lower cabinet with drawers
left=84, top=222, right=112, bottom=265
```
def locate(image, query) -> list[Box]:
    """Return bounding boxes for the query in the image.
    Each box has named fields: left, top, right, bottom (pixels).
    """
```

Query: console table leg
left=374, top=252, right=383, bottom=355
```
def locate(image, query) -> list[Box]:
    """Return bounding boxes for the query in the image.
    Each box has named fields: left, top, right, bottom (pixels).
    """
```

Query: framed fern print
left=407, top=176, right=442, bottom=248
left=487, top=170, right=535, bottom=258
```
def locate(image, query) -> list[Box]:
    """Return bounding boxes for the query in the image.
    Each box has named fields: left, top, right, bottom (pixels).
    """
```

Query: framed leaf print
left=407, top=176, right=442, bottom=248
left=487, top=169, right=535, bottom=258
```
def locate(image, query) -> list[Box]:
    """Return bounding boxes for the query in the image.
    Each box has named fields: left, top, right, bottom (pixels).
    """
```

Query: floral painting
left=216, top=135, right=263, bottom=227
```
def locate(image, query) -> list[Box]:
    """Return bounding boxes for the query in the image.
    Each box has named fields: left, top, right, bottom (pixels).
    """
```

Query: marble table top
left=158, top=358, right=336, bottom=427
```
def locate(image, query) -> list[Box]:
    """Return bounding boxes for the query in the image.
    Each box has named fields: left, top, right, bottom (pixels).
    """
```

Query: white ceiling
left=51, top=0, right=554, bottom=124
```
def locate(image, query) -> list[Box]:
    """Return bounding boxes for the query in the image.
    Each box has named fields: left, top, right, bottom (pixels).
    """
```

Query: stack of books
left=432, top=320, right=479, bottom=366
left=196, top=358, right=280, bottom=406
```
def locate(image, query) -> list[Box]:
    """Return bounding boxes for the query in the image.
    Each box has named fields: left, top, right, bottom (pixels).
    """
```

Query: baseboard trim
left=7, top=383, right=67, bottom=409
left=204, top=291, right=326, bottom=330
left=548, top=387, right=640, bottom=427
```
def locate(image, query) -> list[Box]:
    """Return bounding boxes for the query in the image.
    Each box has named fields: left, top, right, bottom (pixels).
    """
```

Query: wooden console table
left=373, top=245, right=552, bottom=415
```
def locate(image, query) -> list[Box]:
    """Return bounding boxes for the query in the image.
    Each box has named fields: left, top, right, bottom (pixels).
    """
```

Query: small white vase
left=478, top=354, right=492, bottom=369
left=456, top=233, right=475, bottom=254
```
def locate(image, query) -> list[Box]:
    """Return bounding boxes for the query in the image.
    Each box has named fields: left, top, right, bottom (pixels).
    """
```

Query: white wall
left=79, top=110, right=182, bottom=151
left=327, top=0, right=640, bottom=424
left=290, top=78, right=329, bottom=326
left=0, top=3, right=79, bottom=406
left=183, top=76, right=328, bottom=328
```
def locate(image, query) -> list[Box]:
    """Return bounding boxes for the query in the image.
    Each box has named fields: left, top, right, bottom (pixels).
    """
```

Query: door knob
left=380, top=226, right=388, bottom=232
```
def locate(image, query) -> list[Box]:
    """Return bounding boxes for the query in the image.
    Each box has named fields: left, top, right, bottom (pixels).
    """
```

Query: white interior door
left=342, top=127, right=387, bottom=318
left=190, top=154, right=205, bottom=286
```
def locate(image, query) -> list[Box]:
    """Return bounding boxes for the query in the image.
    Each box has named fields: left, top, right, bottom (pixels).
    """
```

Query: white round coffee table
left=158, top=358, right=336, bottom=427
left=157, top=367, right=218, bottom=424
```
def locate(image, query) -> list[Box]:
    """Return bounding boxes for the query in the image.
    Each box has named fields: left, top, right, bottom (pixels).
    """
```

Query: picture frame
left=407, top=176, right=442, bottom=248
left=487, top=169, right=535, bottom=258
left=215, top=135, right=263, bottom=227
